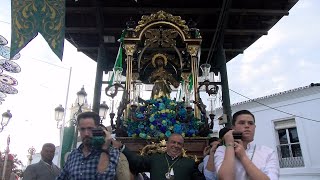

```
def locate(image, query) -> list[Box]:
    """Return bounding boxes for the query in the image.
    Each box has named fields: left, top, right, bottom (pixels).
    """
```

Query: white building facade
left=215, top=84, right=320, bottom=179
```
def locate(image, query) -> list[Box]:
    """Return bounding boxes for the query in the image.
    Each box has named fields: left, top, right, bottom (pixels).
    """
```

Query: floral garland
left=125, top=97, right=204, bottom=139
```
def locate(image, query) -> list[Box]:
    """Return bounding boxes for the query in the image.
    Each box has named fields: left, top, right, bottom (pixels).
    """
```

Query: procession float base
left=117, top=137, right=209, bottom=158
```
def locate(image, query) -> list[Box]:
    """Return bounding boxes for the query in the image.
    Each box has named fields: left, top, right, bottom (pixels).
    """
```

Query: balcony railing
left=277, top=145, right=304, bottom=168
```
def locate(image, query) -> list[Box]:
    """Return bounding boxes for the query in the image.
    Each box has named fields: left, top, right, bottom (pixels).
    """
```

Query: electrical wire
left=229, top=88, right=320, bottom=123
left=0, top=20, right=10, bottom=24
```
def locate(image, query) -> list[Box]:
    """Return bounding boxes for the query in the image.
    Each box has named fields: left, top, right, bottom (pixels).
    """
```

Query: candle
left=111, top=99, right=114, bottom=113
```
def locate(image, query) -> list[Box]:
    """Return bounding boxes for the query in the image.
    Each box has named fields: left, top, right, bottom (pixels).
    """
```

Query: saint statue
left=149, top=53, right=180, bottom=99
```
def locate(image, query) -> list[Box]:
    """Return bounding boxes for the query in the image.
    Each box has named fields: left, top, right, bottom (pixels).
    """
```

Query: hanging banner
left=10, top=0, right=65, bottom=60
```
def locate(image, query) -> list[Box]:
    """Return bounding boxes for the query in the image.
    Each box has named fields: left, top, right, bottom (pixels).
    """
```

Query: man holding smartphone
left=214, top=110, right=279, bottom=180
left=57, top=112, right=120, bottom=180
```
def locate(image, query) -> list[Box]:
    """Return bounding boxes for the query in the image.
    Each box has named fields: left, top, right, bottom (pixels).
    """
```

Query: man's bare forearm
left=97, top=153, right=110, bottom=173
left=206, top=154, right=215, bottom=172
left=218, top=146, right=235, bottom=180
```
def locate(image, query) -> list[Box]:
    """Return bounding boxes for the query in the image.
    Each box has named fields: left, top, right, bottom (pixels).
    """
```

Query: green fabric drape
left=60, top=124, right=75, bottom=167
left=10, top=0, right=65, bottom=60
left=108, top=30, right=126, bottom=85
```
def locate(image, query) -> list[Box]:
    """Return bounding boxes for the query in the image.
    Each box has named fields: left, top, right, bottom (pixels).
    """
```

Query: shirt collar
left=40, top=159, right=52, bottom=166
left=77, top=143, right=101, bottom=155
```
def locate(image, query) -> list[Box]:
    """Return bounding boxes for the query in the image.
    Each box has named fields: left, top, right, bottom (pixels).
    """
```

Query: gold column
left=124, top=44, right=136, bottom=118
left=187, top=45, right=200, bottom=118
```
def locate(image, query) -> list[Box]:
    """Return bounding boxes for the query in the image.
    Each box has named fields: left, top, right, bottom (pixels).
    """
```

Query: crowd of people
left=22, top=110, right=280, bottom=180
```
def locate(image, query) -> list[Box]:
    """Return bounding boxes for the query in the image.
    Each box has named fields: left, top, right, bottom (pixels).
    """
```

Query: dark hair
left=219, top=127, right=231, bottom=139
left=76, top=111, right=100, bottom=125
left=232, top=110, right=255, bottom=125
left=42, top=143, right=55, bottom=150
left=208, top=137, right=220, bottom=144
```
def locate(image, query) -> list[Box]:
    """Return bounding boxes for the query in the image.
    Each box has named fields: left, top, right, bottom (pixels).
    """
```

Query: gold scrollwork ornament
left=187, top=45, right=200, bottom=57
left=124, top=44, right=136, bottom=56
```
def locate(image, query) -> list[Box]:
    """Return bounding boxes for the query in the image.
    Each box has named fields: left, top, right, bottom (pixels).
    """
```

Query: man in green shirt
left=112, top=134, right=204, bottom=180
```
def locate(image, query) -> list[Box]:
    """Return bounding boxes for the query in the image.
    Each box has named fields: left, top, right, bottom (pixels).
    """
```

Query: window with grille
left=274, top=119, right=304, bottom=168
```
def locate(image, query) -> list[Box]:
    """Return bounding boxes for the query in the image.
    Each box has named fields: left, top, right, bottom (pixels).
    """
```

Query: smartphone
left=232, top=131, right=242, bottom=140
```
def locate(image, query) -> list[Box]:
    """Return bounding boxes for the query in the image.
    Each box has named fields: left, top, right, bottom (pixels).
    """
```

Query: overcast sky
left=0, top=0, right=319, bottom=165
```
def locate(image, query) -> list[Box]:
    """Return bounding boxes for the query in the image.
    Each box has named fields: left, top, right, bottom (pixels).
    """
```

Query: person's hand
left=223, top=129, right=234, bottom=144
left=102, top=129, right=112, bottom=150
left=111, top=139, right=123, bottom=149
left=209, top=142, right=219, bottom=156
left=234, top=140, right=246, bottom=160
left=203, top=146, right=211, bottom=156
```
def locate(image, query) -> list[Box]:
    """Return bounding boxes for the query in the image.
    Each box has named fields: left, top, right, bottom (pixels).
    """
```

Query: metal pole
left=2, top=136, right=9, bottom=180
left=57, top=67, right=72, bottom=167
left=72, top=125, right=78, bottom=149
left=217, top=44, right=232, bottom=127
left=92, top=44, right=105, bottom=113
left=92, top=2, right=105, bottom=113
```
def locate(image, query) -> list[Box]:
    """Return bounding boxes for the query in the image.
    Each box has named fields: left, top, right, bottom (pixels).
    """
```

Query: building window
left=274, top=119, right=304, bottom=168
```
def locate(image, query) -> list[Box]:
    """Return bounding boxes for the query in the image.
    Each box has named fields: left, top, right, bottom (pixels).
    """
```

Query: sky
left=0, top=0, right=319, bottom=165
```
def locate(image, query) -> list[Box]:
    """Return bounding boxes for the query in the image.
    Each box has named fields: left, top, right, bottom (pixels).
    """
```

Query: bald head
left=168, top=133, right=184, bottom=144
left=166, top=134, right=184, bottom=158
left=41, top=143, right=55, bottom=164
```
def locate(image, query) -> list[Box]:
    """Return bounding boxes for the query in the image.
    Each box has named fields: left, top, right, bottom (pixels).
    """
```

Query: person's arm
left=234, top=141, right=270, bottom=180
left=22, top=165, right=36, bottom=180
left=116, top=153, right=131, bottom=180
left=112, top=139, right=151, bottom=174
left=205, top=143, right=218, bottom=172
left=122, top=146, right=151, bottom=173
left=97, top=130, right=113, bottom=173
left=217, top=130, right=235, bottom=180
left=56, top=161, right=69, bottom=180
left=260, top=150, right=280, bottom=180
left=203, top=156, right=216, bottom=180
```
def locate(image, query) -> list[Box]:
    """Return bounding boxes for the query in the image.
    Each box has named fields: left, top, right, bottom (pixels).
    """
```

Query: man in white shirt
left=214, top=110, right=279, bottom=180
left=202, top=137, right=220, bottom=180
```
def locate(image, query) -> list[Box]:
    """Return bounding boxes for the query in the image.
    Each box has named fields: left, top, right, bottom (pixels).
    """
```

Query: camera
left=232, top=131, right=242, bottom=140
left=92, top=127, right=106, bottom=137
left=91, top=126, right=106, bottom=150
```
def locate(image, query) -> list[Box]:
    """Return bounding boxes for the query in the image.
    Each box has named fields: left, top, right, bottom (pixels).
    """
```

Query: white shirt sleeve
left=262, top=150, right=280, bottom=180
left=214, top=146, right=226, bottom=176
left=203, top=155, right=217, bottom=180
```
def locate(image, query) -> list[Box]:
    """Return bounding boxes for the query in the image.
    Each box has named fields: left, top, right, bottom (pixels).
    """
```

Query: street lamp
left=54, top=104, right=65, bottom=128
left=27, top=147, right=36, bottom=165
left=76, top=86, right=87, bottom=107
left=99, top=101, right=109, bottom=124
left=0, top=110, right=12, bottom=133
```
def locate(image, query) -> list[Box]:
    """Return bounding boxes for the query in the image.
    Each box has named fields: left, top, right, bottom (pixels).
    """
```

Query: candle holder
left=110, top=112, right=115, bottom=130
left=209, top=113, right=215, bottom=129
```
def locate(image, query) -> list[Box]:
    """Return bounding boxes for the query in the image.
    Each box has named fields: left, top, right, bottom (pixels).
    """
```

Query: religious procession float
left=105, top=11, right=220, bottom=157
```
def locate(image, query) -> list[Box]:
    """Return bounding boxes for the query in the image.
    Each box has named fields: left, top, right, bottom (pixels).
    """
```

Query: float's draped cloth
left=10, top=0, right=65, bottom=60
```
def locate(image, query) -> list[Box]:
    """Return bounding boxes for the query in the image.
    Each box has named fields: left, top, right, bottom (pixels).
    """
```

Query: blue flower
left=165, top=131, right=172, bottom=137
left=138, top=124, right=144, bottom=129
left=149, top=116, right=155, bottom=122
left=139, top=133, right=147, bottom=139
left=174, top=124, right=182, bottom=134
left=159, top=103, right=165, bottom=110
left=136, top=113, right=144, bottom=119
left=160, top=126, right=167, bottom=133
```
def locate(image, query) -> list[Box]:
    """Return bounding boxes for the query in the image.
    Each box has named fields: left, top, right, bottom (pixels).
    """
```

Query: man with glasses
left=112, top=133, right=203, bottom=180
left=57, top=111, right=120, bottom=180
left=214, top=110, right=279, bottom=180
